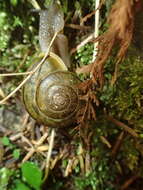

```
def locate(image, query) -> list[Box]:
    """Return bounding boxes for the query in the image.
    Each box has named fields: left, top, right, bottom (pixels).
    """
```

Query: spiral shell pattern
left=23, top=53, right=80, bottom=128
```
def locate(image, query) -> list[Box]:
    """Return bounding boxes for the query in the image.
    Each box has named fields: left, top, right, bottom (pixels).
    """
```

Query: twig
left=81, top=10, right=97, bottom=25
left=111, top=131, right=125, bottom=157
left=100, top=136, right=112, bottom=148
left=43, top=129, right=55, bottom=182
left=22, top=148, right=35, bottom=163
left=22, top=132, right=49, bottom=163
left=76, top=63, right=93, bottom=74
left=107, top=115, right=138, bottom=138
left=21, top=113, right=29, bottom=130
left=80, top=0, right=105, bottom=25
left=9, top=132, right=23, bottom=141
left=50, top=150, right=65, bottom=169
left=65, top=24, right=91, bottom=30
left=0, top=71, right=32, bottom=77
left=92, top=0, right=100, bottom=62
left=21, top=135, right=33, bottom=148
left=120, top=175, right=139, bottom=190
left=111, top=60, right=120, bottom=85
left=33, top=133, right=49, bottom=146
left=64, top=159, right=74, bottom=177
left=0, top=32, right=58, bottom=105
left=85, top=151, right=91, bottom=174
left=70, top=33, right=94, bottom=55
left=0, top=87, right=6, bottom=98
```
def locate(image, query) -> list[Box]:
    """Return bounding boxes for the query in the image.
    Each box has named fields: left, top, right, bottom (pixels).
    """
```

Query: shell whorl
left=36, top=71, right=79, bottom=120
left=23, top=53, right=80, bottom=127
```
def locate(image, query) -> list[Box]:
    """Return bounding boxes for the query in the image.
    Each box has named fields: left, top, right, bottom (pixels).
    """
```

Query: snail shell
left=23, top=4, right=81, bottom=127
left=23, top=52, right=81, bottom=127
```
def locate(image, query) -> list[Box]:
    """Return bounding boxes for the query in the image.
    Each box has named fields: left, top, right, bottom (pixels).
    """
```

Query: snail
left=22, top=3, right=81, bottom=128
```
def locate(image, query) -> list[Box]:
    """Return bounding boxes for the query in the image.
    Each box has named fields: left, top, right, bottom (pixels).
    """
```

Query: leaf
left=1, top=137, right=10, bottom=146
left=13, top=149, right=20, bottom=159
left=13, top=180, right=31, bottom=190
left=0, top=168, right=13, bottom=190
left=21, top=162, right=42, bottom=190
left=10, top=0, right=18, bottom=6
left=13, top=16, right=23, bottom=27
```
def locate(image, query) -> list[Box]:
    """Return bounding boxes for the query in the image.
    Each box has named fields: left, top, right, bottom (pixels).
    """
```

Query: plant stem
left=92, top=0, right=100, bottom=62
left=0, top=72, right=32, bottom=76
left=43, top=129, right=55, bottom=182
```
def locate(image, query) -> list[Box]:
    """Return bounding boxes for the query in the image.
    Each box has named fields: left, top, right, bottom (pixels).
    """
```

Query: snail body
left=39, top=3, right=70, bottom=68
left=23, top=3, right=81, bottom=128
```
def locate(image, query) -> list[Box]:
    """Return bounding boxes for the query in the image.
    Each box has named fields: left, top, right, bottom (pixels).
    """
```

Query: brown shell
left=22, top=53, right=81, bottom=128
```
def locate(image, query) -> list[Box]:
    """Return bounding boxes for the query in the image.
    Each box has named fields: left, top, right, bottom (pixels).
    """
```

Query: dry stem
left=92, top=0, right=100, bottom=62
left=120, top=175, right=139, bottom=190
left=0, top=72, right=32, bottom=77
left=43, top=129, right=55, bottom=182
left=70, top=33, right=94, bottom=55
left=107, top=115, right=138, bottom=138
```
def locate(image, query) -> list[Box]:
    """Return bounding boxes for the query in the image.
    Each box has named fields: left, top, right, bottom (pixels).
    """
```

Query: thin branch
left=120, top=175, right=139, bottom=190
left=92, top=0, right=100, bottom=62
left=111, top=131, right=125, bottom=157
left=80, top=0, right=105, bottom=25
left=43, top=129, right=55, bottom=182
left=64, top=159, right=74, bottom=177
left=107, top=115, right=138, bottom=138
left=0, top=87, right=6, bottom=98
left=100, top=136, right=112, bottom=148
left=65, top=24, right=91, bottom=30
left=85, top=151, right=91, bottom=175
left=0, top=32, right=58, bottom=104
left=22, top=132, right=49, bottom=163
left=0, top=72, right=32, bottom=77
left=81, top=10, right=97, bottom=25
left=70, top=33, right=94, bottom=55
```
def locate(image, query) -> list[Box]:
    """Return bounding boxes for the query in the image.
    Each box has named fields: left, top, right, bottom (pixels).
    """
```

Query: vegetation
left=0, top=0, right=143, bottom=190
